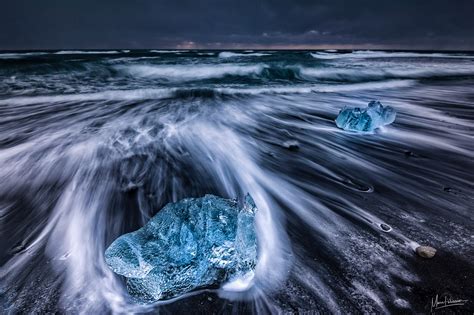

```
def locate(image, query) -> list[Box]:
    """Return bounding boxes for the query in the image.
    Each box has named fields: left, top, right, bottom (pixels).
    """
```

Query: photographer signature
left=431, top=294, right=468, bottom=313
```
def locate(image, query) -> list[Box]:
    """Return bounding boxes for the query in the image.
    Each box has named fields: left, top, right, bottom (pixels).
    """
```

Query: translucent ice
left=335, top=100, right=396, bottom=132
left=105, top=194, right=258, bottom=302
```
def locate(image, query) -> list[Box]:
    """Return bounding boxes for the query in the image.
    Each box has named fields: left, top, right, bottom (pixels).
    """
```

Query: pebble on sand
left=416, top=245, right=437, bottom=258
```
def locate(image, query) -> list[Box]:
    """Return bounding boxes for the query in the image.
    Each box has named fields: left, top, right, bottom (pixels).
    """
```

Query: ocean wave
left=299, top=66, right=474, bottom=81
left=150, top=50, right=186, bottom=53
left=0, top=80, right=415, bottom=105
left=54, top=50, right=121, bottom=55
left=218, top=51, right=271, bottom=58
left=0, top=89, right=174, bottom=105
left=214, top=80, right=415, bottom=95
left=311, top=50, right=474, bottom=60
left=117, top=64, right=267, bottom=81
left=0, top=52, right=50, bottom=59
left=118, top=63, right=474, bottom=83
left=105, top=56, right=162, bottom=63
left=2, top=49, right=473, bottom=314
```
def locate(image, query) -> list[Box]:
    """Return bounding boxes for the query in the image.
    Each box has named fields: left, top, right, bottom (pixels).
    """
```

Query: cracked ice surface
left=335, top=100, right=396, bottom=132
left=105, top=194, right=258, bottom=302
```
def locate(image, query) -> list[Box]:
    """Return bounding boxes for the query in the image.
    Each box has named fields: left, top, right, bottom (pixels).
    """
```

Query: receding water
left=0, top=50, right=473, bottom=314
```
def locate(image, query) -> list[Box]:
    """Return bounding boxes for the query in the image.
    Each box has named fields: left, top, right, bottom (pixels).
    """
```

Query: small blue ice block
left=105, top=194, right=258, bottom=302
left=335, top=100, right=396, bottom=132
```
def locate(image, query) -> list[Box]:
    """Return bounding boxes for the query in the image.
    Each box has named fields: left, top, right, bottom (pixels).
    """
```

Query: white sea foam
left=0, top=80, right=415, bottom=106
left=150, top=50, right=186, bottom=53
left=54, top=50, right=121, bottom=54
left=311, top=50, right=474, bottom=60
left=117, top=64, right=267, bottom=80
left=0, top=89, right=174, bottom=105
left=0, top=52, right=49, bottom=59
left=219, top=51, right=271, bottom=58
left=106, top=56, right=161, bottom=63
left=215, top=80, right=415, bottom=95
left=299, top=66, right=474, bottom=81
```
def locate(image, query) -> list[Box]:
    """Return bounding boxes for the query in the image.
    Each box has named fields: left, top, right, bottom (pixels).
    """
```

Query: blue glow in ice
left=335, top=100, right=396, bottom=132
left=105, top=194, right=258, bottom=302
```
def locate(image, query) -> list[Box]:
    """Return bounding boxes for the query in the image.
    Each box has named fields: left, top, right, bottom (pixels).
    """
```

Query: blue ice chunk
left=335, top=100, right=396, bottom=132
left=105, top=194, right=258, bottom=302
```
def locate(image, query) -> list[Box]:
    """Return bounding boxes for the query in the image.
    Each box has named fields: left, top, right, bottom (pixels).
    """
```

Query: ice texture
left=335, top=100, right=396, bottom=132
left=105, top=194, right=258, bottom=302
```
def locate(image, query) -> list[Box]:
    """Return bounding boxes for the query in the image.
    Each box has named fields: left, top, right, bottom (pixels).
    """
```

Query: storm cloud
left=1, top=0, right=473, bottom=50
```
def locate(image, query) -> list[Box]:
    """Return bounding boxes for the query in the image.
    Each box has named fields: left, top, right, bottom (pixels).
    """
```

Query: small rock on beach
left=416, top=245, right=437, bottom=258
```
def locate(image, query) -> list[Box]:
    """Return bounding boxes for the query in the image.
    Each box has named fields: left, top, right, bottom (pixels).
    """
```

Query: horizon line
left=1, top=47, right=474, bottom=53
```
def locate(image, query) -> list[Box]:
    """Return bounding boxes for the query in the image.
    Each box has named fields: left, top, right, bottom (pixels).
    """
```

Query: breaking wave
left=54, top=50, right=121, bottom=55
left=110, top=63, right=474, bottom=84
left=299, top=66, right=474, bottom=81
left=311, top=50, right=474, bottom=60
left=0, top=52, right=49, bottom=59
left=150, top=50, right=187, bottom=53
left=218, top=52, right=272, bottom=58
left=0, top=80, right=415, bottom=105
left=116, top=64, right=267, bottom=81
left=0, top=89, right=174, bottom=105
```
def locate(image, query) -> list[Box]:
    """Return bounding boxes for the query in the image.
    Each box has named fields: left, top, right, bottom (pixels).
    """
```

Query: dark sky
left=1, top=0, right=473, bottom=50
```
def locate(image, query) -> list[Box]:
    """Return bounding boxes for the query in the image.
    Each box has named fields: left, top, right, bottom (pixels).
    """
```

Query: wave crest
left=117, top=64, right=267, bottom=81
left=218, top=52, right=271, bottom=58
left=54, top=50, right=121, bottom=55
left=310, top=50, right=474, bottom=60
left=0, top=80, right=415, bottom=105
left=299, top=66, right=474, bottom=81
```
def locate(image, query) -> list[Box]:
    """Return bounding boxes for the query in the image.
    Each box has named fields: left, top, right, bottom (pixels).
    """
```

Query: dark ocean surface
left=0, top=50, right=473, bottom=314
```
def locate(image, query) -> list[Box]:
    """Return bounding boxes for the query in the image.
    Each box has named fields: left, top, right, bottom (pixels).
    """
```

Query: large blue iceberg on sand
left=335, top=100, right=396, bottom=132
left=105, top=194, right=258, bottom=302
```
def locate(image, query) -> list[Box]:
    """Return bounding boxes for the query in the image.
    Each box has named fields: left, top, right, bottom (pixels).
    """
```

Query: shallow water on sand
left=0, top=50, right=473, bottom=313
